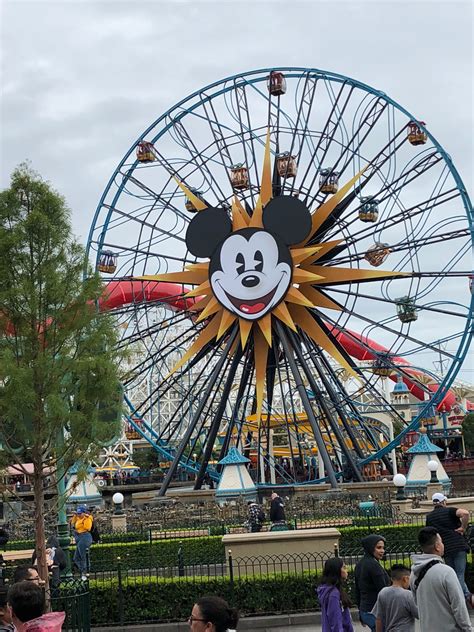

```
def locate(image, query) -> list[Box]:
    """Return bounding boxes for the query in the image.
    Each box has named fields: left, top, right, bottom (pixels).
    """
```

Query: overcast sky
left=1, top=0, right=473, bottom=383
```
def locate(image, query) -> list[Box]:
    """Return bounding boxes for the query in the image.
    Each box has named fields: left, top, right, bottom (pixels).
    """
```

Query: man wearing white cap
left=426, top=492, right=471, bottom=605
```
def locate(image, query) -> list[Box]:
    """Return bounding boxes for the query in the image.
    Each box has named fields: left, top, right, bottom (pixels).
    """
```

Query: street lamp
left=393, top=473, right=407, bottom=500
left=427, top=460, right=439, bottom=483
left=112, top=492, right=124, bottom=515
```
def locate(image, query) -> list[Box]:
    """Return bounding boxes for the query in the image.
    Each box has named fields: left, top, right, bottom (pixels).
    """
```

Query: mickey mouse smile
left=221, top=275, right=286, bottom=316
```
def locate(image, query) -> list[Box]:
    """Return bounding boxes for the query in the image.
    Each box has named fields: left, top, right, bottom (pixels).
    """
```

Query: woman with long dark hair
left=317, top=557, right=354, bottom=632
left=188, top=595, right=239, bottom=632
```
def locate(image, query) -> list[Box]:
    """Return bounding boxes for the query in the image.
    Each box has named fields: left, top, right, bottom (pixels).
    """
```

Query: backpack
left=90, top=520, right=100, bottom=544
left=257, top=506, right=265, bottom=523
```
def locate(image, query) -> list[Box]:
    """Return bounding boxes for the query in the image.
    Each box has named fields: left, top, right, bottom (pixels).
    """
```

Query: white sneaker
left=81, top=574, right=88, bottom=581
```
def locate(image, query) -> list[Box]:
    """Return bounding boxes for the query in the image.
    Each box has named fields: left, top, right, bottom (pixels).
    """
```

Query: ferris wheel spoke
left=317, top=150, right=446, bottom=243
left=322, top=302, right=457, bottom=359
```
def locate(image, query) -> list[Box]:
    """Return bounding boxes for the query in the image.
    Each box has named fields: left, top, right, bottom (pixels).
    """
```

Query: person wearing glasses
left=188, top=596, right=239, bottom=631
left=12, top=566, right=42, bottom=585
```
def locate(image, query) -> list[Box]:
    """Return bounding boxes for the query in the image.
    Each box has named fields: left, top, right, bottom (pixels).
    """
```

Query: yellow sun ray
left=136, top=268, right=209, bottom=285
left=299, top=286, right=343, bottom=311
left=285, top=286, right=316, bottom=308
left=232, top=196, right=250, bottom=230
left=184, top=280, right=211, bottom=297
left=250, top=129, right=272, bottom=228
left=303, top=167, right=367, bottom=245
left=306, top=266, right=406, bottom=286
left=165, top=315, right=220, bottom=378
left=288, top=304, right=357, bottom=377
left=291, top=246, right=323, bottom=265
left=254, top=328, right=269, bottom=425
left=217, top=309, right=237, bottom=340
left=257, top=313, right=272, bottom=346
left=273, top=302, right=297, bottom=331
left=196, top=296, right=221, bottom=322
left=299, top=240, right=345, bottom=266
left=239, top=318, right=253, bottom=349
left=292, top=268, right=325, bottom=284
left=174, top=177, right=208, bottom=212
left=185, top=262, right=209, bottom=272
left=191, top=295, right=212, bottom=312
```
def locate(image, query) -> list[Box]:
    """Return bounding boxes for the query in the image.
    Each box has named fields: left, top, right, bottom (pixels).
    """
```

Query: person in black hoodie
left=354, top=534, right=390, bottom=631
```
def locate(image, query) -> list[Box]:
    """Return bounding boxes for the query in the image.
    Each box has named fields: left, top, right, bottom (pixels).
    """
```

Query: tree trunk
left=33, top=459, right=50, bottom=603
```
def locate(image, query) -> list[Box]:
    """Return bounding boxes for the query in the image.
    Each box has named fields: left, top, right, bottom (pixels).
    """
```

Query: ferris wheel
left=87, top=67, right=473, bottom=491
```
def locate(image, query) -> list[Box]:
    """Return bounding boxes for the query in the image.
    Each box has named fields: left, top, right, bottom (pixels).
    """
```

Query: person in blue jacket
left=317, top=557, right=354, bottom=632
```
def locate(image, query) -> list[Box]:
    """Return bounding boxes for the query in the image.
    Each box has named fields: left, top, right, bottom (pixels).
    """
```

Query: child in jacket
left=317, top=557, right=354, bottom=632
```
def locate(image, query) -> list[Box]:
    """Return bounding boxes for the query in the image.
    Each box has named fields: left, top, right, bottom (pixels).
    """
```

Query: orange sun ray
left=165, top=315, right=221, bottom=378
left=174, top=177, right=208, bottom=212
left=217, top=310, right=237, bottom=340
left=184, top=280, right=211, bottom=297
left=136, top=268, right=209, bottom=285
left=196, top=296, right=221, bottom=322
left=299, top=286, right=343, bottom=311
left=288, top=304, right=357, bottom=377
left=306, top=266, right=406, bottom=286
left=291, top=246, right=323, bottom=265
left=250, top=129, right=272, bottom=228
left=303, top=167, right=367, bottom=245
left=254, top=328, right=269, bottom=425
left=285, top=286, right=316, bottom=308
left=292, top=268, right=325, bottom=284
left=257, top=313, right=272, bottom=346
left=232, top=196, right=250, bottom=230
left=273, top=302, right=297, bottom=331
left=298, top=240, right=345, bottom=266
left=239, top=318, right=253, bottom=349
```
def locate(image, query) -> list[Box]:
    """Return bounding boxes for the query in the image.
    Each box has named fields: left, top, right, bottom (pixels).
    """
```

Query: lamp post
left=112, top=492, right=124, bottom=515
left=393, top=473, right=407, bottom=500
left=427, top=460, right=439, bottom=483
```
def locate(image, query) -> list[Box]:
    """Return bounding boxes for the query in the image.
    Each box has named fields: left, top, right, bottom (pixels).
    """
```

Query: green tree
left=462, top=412, right=474, bottom=454
left=132, top=447, right=162, bottom=473
left=0, top=165, right=123, bottom=585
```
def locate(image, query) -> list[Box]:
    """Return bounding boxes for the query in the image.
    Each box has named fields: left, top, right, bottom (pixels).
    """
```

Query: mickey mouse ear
left=262, top=196, right=312, bottom=245
left=186, top=208, right=232, bottom=258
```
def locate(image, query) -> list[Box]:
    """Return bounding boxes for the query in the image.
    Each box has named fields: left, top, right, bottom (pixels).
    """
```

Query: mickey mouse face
left=210, top=228, right=292, bottom=320
left=185, top=196, right=312, bottom=322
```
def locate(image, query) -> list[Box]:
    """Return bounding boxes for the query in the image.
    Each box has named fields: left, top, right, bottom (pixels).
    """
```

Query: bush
left=89, top=536, right=225, bottom=571
left=89, top=571, right=321, bottom=625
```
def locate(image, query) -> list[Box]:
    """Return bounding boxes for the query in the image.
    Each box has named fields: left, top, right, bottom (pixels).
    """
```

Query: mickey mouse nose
left=242, top=275, right=260, bottom=288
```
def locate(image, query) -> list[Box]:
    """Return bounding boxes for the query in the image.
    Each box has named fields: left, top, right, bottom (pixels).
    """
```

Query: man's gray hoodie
left=410, top=553, right=471, bottom=632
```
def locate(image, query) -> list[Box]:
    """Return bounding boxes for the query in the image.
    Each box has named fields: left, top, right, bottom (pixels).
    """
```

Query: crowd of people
left=1, top=492, right=474, bottom=630
left=317, top=491, right=473, bottom=632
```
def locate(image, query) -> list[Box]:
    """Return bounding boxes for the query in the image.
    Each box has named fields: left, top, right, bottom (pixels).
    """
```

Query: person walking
left=372, top=564, right=418, bottom=632
left=188, top=595, right=239, bottom=632
left=246, top=501, right=265, bottom=533
left=410, top=526, right=471, bottom=632
left=354, top=534, right=391, bottom=631
left=425, top=492, right=472, bottom=605
left=317, top=557, right=354, bottom=632
left=70, top=505, right=93, bottom=580
left=269, top=492, right=286, bottom=530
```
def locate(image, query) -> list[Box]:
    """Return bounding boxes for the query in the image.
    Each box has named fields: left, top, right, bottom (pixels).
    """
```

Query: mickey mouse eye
left=254, top=250, right=263, bottom=272
left=235, top=252, right=245, bottom=275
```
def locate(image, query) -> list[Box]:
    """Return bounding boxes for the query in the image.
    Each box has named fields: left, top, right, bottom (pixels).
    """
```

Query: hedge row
left=87, top=563, right=474, bottom=625
left=89, top=572, right=320, bottom=625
